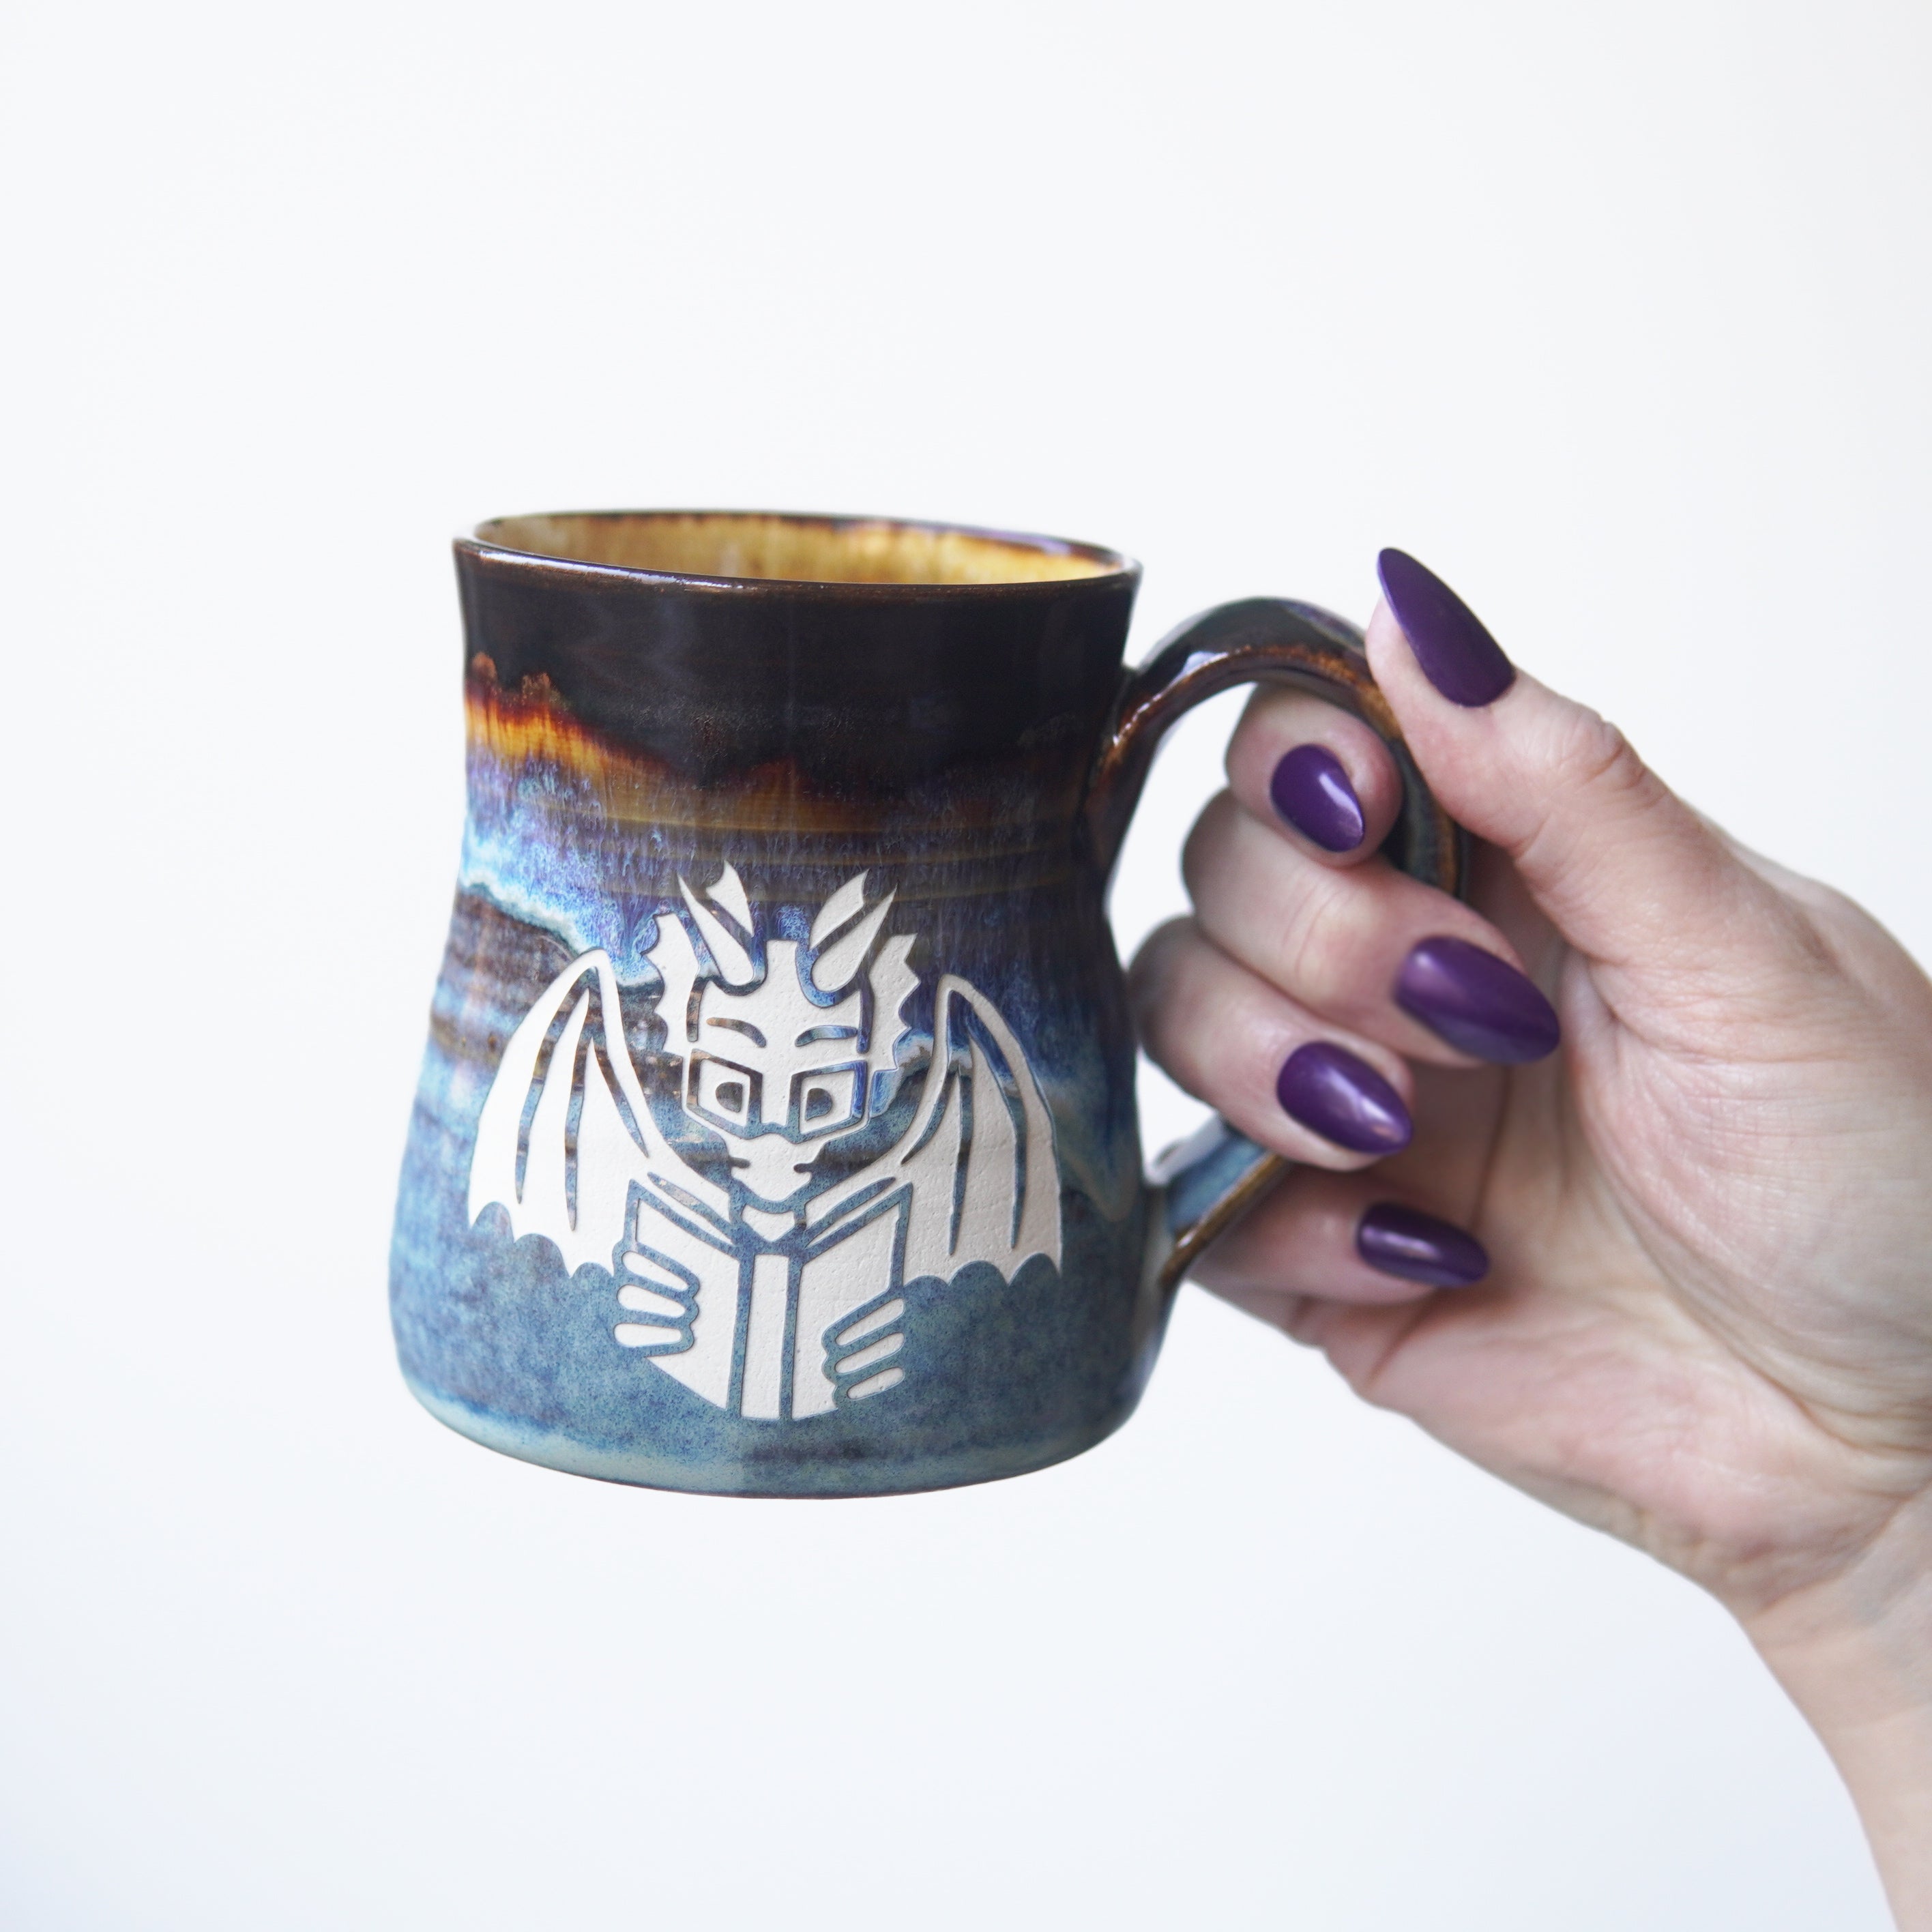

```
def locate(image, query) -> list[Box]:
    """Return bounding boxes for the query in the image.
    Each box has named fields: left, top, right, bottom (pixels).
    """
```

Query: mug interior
left=472, top=510, right=1126, bottom=587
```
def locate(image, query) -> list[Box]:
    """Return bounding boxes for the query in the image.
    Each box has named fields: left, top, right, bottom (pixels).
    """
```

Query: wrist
left=1742, top=1497, right=1932, bottom=1927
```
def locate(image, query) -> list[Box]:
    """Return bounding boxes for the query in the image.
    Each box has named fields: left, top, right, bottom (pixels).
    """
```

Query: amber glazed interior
left=473, top=511, right=1126, bottom=586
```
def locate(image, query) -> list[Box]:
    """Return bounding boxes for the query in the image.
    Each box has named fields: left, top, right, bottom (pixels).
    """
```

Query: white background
left=3, top=3, right=1927, bottom=1925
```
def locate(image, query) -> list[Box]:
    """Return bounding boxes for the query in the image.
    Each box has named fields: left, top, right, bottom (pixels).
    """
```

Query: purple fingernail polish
left=1357, top=1202, right=1489, bottom=1289
left=1275, top=1042, right=1413, bottom=1154
left=1376, top=548, right=1515, bottom=707
left=1395, top=935, right=1560, bottom=1064
left=1269, top=744, right=1366, bottom=853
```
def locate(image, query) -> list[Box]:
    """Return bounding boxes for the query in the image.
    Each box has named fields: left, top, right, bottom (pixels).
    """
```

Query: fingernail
left=1276, top=1042, right=1413, bottom=1154
left=1357, top=1201, right=1489, bottom=1289
left=1396, top=935, right=1560, bottom=1064
left=1376, top=548, right=1515, bottom=707
left=1269, top=744, right=1366, bottom=853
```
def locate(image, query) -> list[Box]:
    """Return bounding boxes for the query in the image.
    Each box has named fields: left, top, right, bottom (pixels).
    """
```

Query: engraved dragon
left=467, top=866, right=1062, bottom=1420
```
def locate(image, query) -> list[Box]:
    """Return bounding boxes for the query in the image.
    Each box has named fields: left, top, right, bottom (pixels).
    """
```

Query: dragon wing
left=468, top=949, right=727, bottom=1274
left=808, top=973, right=1061, bottom=1285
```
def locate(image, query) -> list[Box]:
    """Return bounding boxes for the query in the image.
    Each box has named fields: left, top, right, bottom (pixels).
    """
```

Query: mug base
left=399, top=1370, right=1138, bottom=1499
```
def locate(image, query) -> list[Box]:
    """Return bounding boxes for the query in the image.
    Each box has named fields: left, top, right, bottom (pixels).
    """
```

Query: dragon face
left=648, top=866, right=919, bottom=1208
left=684, top=942, right=868, bottom=1199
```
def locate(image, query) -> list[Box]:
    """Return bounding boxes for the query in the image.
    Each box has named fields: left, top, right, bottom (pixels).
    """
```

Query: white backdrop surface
left=3, top=3, right=1928, bottom=1926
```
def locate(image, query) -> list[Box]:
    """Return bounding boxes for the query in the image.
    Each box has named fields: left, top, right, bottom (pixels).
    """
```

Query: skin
left=1129, top=599, right=1932, bottom=1927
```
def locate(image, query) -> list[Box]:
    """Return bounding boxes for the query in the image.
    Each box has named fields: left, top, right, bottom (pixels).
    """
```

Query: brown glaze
left=465, top=655, right=1104, bottom=850
left=454, top=518, right=1139, bottom=816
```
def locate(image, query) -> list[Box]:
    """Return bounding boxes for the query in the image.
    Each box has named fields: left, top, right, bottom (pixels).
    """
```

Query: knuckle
left=1126, top=918, right=1194, bottom=1023
left=1275, top=865, right=1373, bottom=1003
left=1511, top=703, right=1671, bottom=872
left=1546, top=705, right=1648, bottom=802
left=1179, top=790, right=1239, bottom=896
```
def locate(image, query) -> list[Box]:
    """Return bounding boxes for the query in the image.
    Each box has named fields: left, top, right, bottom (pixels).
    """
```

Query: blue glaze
left=392, top=874, right=1162, bottom=1497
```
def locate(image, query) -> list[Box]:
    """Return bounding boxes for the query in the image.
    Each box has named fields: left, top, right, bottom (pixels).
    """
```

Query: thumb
left=1366, top=548, right=1764, bottom=974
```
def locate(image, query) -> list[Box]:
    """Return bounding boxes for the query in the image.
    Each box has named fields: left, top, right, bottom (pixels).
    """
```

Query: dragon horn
left=679, top=875, right=757, bottom=984
left=808, top=871, right=869, bottom=950
left=706, top=862, right=753, bottom=934
left=813, top=888, right=895, bottom=993
left=645, top=909, right=703, bottom=1046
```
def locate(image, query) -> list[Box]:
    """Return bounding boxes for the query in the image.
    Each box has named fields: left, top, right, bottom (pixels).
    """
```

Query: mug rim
left=458, top=508, right=1142, bottom=597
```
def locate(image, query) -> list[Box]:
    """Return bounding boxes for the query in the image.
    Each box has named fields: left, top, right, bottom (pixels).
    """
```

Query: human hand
left=1129, top=551, right=1932, bottom=1924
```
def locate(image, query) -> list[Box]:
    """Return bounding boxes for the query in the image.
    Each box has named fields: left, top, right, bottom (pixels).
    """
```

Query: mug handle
left=1085, top=597, right=1467, bottom=1296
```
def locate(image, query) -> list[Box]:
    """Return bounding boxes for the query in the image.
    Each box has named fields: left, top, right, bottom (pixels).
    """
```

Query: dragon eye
left=692, top=1055, right=757, bottom=1128
left=793, top=1065, right=862, bottom=1137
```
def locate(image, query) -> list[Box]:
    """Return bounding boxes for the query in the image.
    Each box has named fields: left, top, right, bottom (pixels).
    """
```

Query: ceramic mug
left=390, top=511, right=1462, bottom=1496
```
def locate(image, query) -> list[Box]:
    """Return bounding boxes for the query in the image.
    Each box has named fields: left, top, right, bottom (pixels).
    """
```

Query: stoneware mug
left=390, top=511, right=1462, bottom=1497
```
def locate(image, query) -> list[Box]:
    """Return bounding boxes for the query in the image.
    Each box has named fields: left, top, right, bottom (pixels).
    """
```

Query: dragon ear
left=813, top=887, right=895, bottom=993
left=678, top=875, right=757, bottom=986
left=869, top=931, right=920, bottom=1074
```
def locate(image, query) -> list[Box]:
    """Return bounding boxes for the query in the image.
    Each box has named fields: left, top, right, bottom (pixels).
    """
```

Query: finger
left=1128, top=918, right=1416, bottom=1167
left=1182, top=790, right=1557, bottom=1066
left=1366, top=550, right=1799, bottom=984
left=1190, top=1163, right=1491, bottom=1314
left=1225, top=687, right=1402, bottom=865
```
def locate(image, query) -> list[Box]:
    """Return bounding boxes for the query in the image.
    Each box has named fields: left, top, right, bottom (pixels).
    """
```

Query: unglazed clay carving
left=468, top=866, right=1060, bottom=1422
